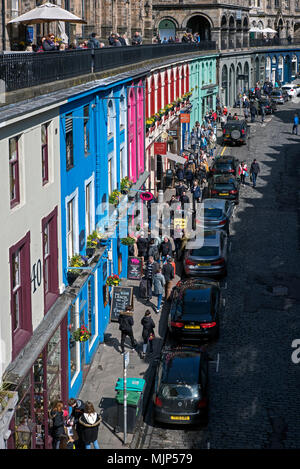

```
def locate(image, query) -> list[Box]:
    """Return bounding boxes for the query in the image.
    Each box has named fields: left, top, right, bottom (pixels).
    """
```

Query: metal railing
left=249, top=37, right=300, bottom=48
left=0, top=42, right=216, bottom=93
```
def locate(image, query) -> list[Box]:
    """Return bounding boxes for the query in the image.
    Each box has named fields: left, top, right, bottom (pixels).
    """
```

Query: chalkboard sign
left=127, top=257, right=143, bottom=280
left=110, top=286, right=133, bottom=322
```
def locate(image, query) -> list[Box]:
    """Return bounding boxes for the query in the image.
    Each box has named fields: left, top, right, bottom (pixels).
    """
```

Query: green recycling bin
left=115, top=378, right=145, bottom=434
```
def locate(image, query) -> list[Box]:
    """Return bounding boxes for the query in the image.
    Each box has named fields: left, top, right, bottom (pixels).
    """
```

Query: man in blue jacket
left=292, top=112, right=299, bottom=135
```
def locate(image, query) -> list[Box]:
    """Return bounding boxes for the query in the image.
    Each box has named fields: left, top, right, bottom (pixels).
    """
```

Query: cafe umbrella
left=7, top=2, right=87, bottom=26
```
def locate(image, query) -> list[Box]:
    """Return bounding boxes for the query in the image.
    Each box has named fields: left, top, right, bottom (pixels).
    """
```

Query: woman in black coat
left=140, top=310, right=155, bottom=358
left=78, top=402, right=101, bottom=449
left=49, top=400, right=66, bottom=449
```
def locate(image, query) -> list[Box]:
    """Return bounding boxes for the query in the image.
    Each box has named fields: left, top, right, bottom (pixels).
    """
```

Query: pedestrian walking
left=68, top=397, right=85, bottom=449
left=153, top=266, right=165, bottom=314
left=250, top=159, right=260, bottom=188
left=175, top=181, right=187, bottom=198
left=145, top=256, right=159, bottom=302
left=180, top=191, right=190, bottom=209
left=136, top=232, right=149, bottom=261
left=78, top=402, right=101, bottom=450
left=261, top=103, right=266, bottom=123
left=159, top=236, right=173, bottom=262
left=176, top=165, right=185, bottom=182
left=191, top=180, right=202, bottom=208
left=118, top=305, right=137, bottom=353
left=184, top=165, right=194, bottom=189
left=140, top=310, right=155, bottom=358
left=87, top=32, right=100, bottom=49
left=162, top=257, right=175, bottom=301
left=292, top=112, right=299, bottom=135
left=250, top=104, right=257, bottom=123
left=49, top=400, right=66, bottom=449
left=148, top=238, right=160, bottom=262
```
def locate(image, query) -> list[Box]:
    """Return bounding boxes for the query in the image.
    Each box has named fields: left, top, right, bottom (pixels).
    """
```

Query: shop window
left=107, top=99, right=115, bottom=137
left=41, top=123, right=49, bottom=185
left=67, top=196, right=77, bottom=261
left=9, top=232, right=32, bottom=359
left=85, top=179, right=94, bottom=238
left=9, top=135, right=20, bottom=208
left=120, top=94, right=126, bottom=128
left=65, top=114, right=74, bottom=171
left=42, top=207, right=59, bottom=314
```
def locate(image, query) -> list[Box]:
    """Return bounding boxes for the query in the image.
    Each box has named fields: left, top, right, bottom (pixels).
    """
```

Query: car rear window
left=224, top=124, right=241, bottom=131
left=272, top=92, right=281, bottom=96
left=190, top=246, right=219, bottom=257
left=214, top=184, right=235, bottom=191
left=160, top=384, right=201, bottom=399
left=203, top=208, right=223, bottom=218
left=214, top=163, right=233, bottom=170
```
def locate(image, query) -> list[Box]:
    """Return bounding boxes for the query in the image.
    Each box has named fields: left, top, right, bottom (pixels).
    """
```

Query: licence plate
left=171, top=416, right=190, bottom=421
left=184, top=325, right=201, bottom=329
left=219, top=193, right=229, bottom=196
left=198, top=262, right=210, bottom=266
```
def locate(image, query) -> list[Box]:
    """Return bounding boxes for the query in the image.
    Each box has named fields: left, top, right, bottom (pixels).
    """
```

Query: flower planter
left=86, top=247, right=95, bottom=258
left=67, top=271, right=80, bottom=286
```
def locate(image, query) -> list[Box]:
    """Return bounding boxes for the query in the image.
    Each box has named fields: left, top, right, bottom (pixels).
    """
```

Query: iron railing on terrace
left=0, top=42, right=216, bottom=93
left=249, top=37, right=300, bottom=48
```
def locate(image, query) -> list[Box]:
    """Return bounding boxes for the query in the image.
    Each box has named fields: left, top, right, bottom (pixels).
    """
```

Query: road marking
left=220, top=146, right=227, bottom=156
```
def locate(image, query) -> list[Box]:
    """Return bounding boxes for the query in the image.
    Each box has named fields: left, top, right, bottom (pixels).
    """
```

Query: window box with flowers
left=67, top=254, right=87, bottom=285
left=120, top=176, right=133, bottom=194
left=106, top=274, right=121, bottom=287
left=109, top=189, right=121, bottom=207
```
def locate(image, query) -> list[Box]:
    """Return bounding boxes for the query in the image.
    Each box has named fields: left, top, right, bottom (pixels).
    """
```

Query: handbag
left=244, top=171, right=249, bottom=177
left=149, top=333, right=155, bottom=341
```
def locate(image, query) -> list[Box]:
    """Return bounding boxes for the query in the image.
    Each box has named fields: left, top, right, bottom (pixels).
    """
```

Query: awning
left=164, top=152, right=186, bottom=164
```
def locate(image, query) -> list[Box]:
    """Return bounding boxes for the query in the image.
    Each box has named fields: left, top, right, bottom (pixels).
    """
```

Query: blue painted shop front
left=266, top=49, right=300, bottom=84
left=59, top=78, right=132, bottom=399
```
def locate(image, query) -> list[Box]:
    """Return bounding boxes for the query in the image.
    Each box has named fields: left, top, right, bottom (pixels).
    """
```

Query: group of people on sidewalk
left=49, top=398, right=101, bottom=450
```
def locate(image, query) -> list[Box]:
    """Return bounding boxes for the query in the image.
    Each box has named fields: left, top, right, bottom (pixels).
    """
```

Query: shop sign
left=110, top=286, right=133, bottom=322
left=154, top=142, right=167, bottom=155
left=127, top=257, right=143, bottom=280
left=180, top=114, right=190, bottom=124
left=140, top=191, right=154, bottom=202
left=168, top=130, right=178, bottom=137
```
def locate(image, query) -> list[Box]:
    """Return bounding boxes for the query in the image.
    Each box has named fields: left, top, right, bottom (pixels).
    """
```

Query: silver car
left=195, top=198, right=234, bottom=234
left=184, top=230, right=228, bottom=278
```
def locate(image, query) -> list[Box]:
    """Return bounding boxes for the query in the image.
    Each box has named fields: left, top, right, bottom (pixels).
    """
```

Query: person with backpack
left=78, top=402, right=101, bottom=449
left=159, top=236, right=173, bottom=262
left=162, top=257, right=175, bottom=301
left=148, top=238, right=160, bottom=262
left=153, top=266, right=166, bottom=314
left=118, top=306, right=137, bottom=354
left=87, top=32, right=100, bottom=49
left=49, top=400, right=66, bottom=449
left=140, top=310, right=155, bottom=358
left=184, top=165, right=194, bottom=189
left=67, top=397, right=85, bottom=449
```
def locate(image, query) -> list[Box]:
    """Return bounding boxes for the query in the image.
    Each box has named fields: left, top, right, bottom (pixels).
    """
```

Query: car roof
left=160, top=349, right=202, bottom=384
left=212, top=174, right=237, bottom=183
left=177, top=278, right=220, bottom=289
left=188, top=230, right=221, bottom=248
left=202, top=198, right=226, bottom=209
left=213, top=155, right=237, bottom=163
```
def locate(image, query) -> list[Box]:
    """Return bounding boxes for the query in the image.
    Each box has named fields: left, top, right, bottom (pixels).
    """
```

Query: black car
left=207, top=174, right=239, bottom=204
left=222, top=120, right=248, bottom=145
left=153, top=345, right=209, bottom=425
left=258, top=98, right=277, bottom=115
left=209, top=155, right=239, bottom=177
left=168, top=278, right=221, bottom=341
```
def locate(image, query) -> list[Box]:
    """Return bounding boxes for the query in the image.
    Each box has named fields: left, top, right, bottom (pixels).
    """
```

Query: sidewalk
left=78, top=255, right=181, bottom=449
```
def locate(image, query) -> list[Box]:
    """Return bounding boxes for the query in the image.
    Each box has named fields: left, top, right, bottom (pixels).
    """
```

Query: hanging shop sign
left=180, top=113, right=190, bottom=124
left=154, top=142, right=167, bottom=155
left=127, top=257, right=143, bottom=280
left=140, top=191, right=154, bottom=202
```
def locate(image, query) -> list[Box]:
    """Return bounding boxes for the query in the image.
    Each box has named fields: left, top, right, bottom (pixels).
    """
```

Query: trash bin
left=114, top=378, right=145, bottom=433
left=165, top=169, right=174, bottom=188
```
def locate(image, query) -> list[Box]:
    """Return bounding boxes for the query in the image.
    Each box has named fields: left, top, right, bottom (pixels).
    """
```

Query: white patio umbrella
left=261, top=27, right=277, bottom=34
left=7, top=2, right=86, bottom=25
left=249, top=27, right=261, bottom=33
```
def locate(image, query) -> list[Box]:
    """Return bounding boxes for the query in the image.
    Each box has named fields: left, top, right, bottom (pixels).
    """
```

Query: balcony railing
left=249, top=37, right=300, bottom=47
left=0, top=42, right=216, bottom=93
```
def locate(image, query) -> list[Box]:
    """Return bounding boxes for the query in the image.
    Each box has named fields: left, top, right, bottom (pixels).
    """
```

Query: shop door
left=80, top=306, right=86, bottom=374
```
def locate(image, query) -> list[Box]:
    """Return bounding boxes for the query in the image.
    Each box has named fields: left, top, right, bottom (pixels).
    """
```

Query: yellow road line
left=220, top=146, right=227, bottom=156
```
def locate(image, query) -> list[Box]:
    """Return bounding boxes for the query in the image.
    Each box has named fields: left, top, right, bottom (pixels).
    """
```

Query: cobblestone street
left=139, top=98, right=300, bottom=449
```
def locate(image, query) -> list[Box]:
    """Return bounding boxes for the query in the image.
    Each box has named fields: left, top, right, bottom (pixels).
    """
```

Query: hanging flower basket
left=72, top=326, right=91, bottom=342
left=121, top=236, right=136, bottom=246
left=109, top=189, right=121, bottom=206
left=106, top=274, right=121, bottom=287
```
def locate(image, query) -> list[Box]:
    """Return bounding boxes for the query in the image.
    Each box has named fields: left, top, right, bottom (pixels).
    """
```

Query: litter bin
left=165, top=169, right=174, bottom=188
left=114, top=378, right=145, bottom=433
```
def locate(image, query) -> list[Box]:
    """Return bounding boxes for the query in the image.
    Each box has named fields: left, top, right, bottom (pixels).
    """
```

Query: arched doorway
left=228, top=16, right=235, bottom=49
left=277, top=19, right=284, bottom=38
left=294, top=23, right=300, bottom=38
left=158, top=19, right=176, bottom=42
left=260, top=56, right=265, bottom=83
left=221, top=16, right=228, bottom=50
left=236, top=63, right=243, bottom=96
left=221, top=65, right=228, bottom=105
left=186, top=15, right=211, bottom=40
left=255, top=57, right=260, bottom=84
left=277, top=55, right=284, bottom=83
left=243, top=17, right=249, bottom=47
left=291, top=55, right=298, bottom=78
left=244, top=62, right=249, bottom=91
left=266, top=57, right=271, bottom=81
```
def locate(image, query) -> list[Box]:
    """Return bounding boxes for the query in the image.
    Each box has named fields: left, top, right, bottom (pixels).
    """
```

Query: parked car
left=281, top=84, right=298, bottom=98
left=258, top=98, right=277, bottom=115
left=209, top=155, right=239, bottom=177
left=270, top=89, right=289, bottom=104
left=183, top=230, right=228, bottom=278
left=207, top=174, right=240, bottom=205
left=222, top=120, right=248, bottom=145
left=168, top=278, right=221, bottom=341
left=153, top=345, right=209, bottom=425
left=195, top=198, right=234, bottom=234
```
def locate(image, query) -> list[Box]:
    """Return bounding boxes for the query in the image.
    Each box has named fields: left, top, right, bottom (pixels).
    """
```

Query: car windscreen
left=160, top=384, right=201, bottom=399
left=214, top=163, right=233, bottom=170
left=190, top=246, right=219, bottom=257
left=214, top=183, right=235, bottom=191
left=161, top=352, right=201, bottom=384
left=203, top=208, right=223, bottom=218
left=224, top=124, right=241, bottom=131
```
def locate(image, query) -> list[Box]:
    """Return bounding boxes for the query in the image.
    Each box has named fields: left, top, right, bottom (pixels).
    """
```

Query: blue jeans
left=86, top=440, right=100, bottom=449
left=252, top=172, right=257, bottom=187
left=157, top=294, right=163, bottom=312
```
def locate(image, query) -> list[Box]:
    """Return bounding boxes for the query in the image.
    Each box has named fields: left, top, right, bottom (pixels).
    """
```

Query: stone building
left=152, top=0, right=250, bottom=49
left=249, top=0, right=300, bottom=39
